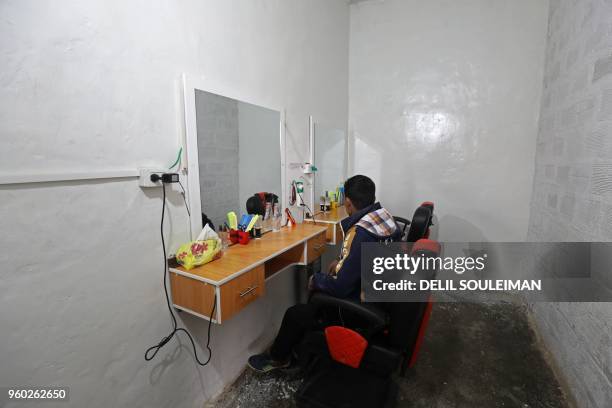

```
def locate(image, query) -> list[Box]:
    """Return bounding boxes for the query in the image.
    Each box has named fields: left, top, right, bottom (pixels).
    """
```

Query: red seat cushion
left=412, top=238, right=440, bottom=255
left=324, top=326, right=368, bottom=369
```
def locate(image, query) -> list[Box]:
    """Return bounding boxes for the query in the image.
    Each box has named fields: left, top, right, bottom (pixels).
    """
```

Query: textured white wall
left=0, top=1, right=349, bottom=407
left=528, top=0, right=612, bottom=406
left=349, top=0, right=549, bottom=241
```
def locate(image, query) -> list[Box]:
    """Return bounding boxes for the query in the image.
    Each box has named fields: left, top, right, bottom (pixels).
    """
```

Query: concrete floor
left=207, top=302, right=571, bottom=408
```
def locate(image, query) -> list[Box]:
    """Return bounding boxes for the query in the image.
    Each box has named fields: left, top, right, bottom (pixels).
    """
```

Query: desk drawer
left=170, top=272, right=216, bottom=320
left=306, top=232, right=327, bottom=264
left=220, top=265, right=265, bottom=322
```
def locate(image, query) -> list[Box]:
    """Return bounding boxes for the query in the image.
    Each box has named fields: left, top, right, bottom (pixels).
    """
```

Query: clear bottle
left=272, top=203, right=282, bottom=232
left=218, top=225, right=229, bottom=251
left=263, top=202, right=272, bottom=231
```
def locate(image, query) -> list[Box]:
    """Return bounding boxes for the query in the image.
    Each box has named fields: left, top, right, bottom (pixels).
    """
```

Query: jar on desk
left=218, top=225, right=230, bottom=251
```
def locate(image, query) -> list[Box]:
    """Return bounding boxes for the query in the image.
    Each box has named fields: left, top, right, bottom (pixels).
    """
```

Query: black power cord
left=178, top=180, right=191, bottom=218
left=151, top=171, right=191, bottom=218
left=292, top=180, right=316, bottom=224
left=144, top=182, right=215, bottom=366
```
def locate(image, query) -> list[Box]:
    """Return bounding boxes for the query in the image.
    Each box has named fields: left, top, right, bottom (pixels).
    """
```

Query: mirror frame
left=182, top=74, right=287, bottom=240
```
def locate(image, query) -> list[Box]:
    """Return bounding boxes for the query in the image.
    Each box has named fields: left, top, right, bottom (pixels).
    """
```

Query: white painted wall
left=528, top=0, right=612, bottom=406
left=0, top=1, right=349, bottom=407
left=349, top=0, right=549, bottom=241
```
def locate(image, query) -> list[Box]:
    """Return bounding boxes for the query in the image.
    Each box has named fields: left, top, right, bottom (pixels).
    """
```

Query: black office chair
left=393, top=216, right=410, bottom=241
left=406, top=201, right=434, bottom=242
left=295, top=202, right=439, bottom=408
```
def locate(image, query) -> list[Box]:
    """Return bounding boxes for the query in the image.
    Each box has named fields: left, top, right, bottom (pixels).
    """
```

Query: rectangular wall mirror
left=184, top=77, right=285, bottom=239
left=311, top=118, right=347, bottom=208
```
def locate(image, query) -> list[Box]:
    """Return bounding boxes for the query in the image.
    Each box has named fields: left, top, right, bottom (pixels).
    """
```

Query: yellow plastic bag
left=176, top=239, right=221, bottom=270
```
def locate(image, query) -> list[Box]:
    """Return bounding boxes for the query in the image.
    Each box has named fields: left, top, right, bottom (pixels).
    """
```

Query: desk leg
left=296, top=257, right=322, bottom=304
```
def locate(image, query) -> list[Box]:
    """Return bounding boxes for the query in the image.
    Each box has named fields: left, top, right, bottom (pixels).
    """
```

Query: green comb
left=227, top=211, right=238, bottom=230
left=246, top=215, right=259, bottom=232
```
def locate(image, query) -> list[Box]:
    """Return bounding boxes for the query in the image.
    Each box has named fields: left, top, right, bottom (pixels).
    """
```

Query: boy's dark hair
left=344, top=175, right=376, bottom=210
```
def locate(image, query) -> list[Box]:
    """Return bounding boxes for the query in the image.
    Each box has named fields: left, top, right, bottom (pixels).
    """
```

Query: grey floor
left=207, top=302, right=571, bottom=408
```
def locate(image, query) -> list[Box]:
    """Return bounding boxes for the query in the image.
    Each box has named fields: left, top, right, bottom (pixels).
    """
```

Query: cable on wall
left=168, top=147, right=183, bottom=171
left=291, top=180, right=316, bottom=224
left=178, top=180, right=191, bottom=218
left=144, top=182, right=215, bottom=366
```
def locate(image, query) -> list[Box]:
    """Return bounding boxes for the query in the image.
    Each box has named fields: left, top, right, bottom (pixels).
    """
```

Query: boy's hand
left=328, top=260, right=339, bottom=275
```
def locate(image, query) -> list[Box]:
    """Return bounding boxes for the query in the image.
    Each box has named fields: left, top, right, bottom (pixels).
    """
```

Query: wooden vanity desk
left=169, top=223, right=327, bottom=324
left=304, top=206, right=348, bottom=245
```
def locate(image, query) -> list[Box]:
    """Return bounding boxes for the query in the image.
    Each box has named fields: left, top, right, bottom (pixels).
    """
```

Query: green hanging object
left=168, top=147, right=183, bottom=169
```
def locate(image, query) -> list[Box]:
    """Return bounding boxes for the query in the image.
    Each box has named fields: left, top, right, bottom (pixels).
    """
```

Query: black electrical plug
left=150, top=173, right=179, bottom=184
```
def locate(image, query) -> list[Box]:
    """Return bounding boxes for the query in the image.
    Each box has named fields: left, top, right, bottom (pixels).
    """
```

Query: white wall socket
left=138, top=168, right=166, bottom=188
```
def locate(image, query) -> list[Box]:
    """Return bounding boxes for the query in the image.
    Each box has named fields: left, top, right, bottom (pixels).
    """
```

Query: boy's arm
left=312, top=228, right=364, bottom=298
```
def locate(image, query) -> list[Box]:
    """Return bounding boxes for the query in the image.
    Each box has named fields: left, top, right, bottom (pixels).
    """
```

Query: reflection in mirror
left=313, top=122, right=347, bottom=208
left=193, top=90, right=281, bottom=231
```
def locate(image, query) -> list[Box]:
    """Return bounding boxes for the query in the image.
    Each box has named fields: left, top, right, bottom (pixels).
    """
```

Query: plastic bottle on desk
left=263, top=202, right=272, bottom=231
left=272, top=203, right=281, bottom=232
left=218, top=225, right=229, bottom=251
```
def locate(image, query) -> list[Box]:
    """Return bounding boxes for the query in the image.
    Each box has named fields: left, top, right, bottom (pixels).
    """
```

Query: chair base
left=295, top=360, right=397, bottom=408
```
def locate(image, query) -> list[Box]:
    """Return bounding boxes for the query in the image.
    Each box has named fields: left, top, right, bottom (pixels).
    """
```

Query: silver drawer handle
left=239, top=285, right=258, bottom=297
left=314, top=243, right=326, bottom=250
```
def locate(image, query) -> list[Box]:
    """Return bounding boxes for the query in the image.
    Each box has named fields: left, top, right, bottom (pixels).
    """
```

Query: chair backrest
left=381, top=239, right=440, bottom=376
left=393, top=216, right=410, bottom=240
left=406, top=202, right=434, bottom=242
left=382, top=239, right=439, bottom=345
left=381, top=201, right=435, bottom=351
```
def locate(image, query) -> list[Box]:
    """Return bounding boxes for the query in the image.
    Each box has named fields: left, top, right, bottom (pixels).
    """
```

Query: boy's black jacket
left=312, top=202, right=400, bottom=300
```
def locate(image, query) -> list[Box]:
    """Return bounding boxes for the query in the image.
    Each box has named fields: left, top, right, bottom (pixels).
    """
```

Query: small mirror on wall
left=183, top=75, right=285, bottom=239
left=311, top=118, right=347, bottom=210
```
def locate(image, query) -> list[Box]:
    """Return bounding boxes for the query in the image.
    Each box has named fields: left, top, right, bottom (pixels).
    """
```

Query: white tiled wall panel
left=528, top=1, right=612, bottom=406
